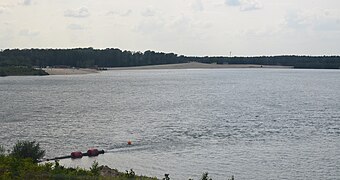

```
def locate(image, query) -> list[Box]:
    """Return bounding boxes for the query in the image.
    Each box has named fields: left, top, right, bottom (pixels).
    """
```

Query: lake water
left=0, top=69, right=339, bottom=179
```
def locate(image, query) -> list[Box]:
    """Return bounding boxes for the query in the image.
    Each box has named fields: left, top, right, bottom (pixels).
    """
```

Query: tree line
left=0, top=48, right=339, bottom=69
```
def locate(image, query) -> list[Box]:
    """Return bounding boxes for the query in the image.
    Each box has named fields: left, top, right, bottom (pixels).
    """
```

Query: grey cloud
left=106, top=11, right=119, bottom=16
left=240, top=0, right=261, bottom=11
left=192, top=0, right=204, bottom=11
left=225, top=0, right=241, bottom=6
left=3, top=22, right=11, bottom=26
left=313, top=11, right=340, bottom=31
left=68, top=24, right=85, bottom=30
left=0, top=5, right=10, bottom=14
left=285, top=11, right=309, bottom=29
left=135, top=18, right=165, bottom=34
left=0, top=31, right=14, bottom=48
left=169, top=16, right=191, bottom=33
left=64, top=7, right=90, bottom=18
left=225, top=0, right=261, bottom=11
left=121, top=10, right=132, bottom=17
left=141, top=7, right=156, bottom=17
left=107, top=9, right=132, bottom=17
left=284, top=10, right=340, bottom=32
left=18, top=0, right=33, bottom=6
left=314, top=17, right=340, bottom=32
left=314, top=19, right=340, bottom=32
left=22, top=0, right=32, bottom=6
left=19, top=29, right=39, bottom=37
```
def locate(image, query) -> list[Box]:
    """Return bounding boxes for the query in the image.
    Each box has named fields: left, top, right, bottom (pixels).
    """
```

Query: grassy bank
left=0, top=155, right=156, bottom=179
left=0, top=66, right=48, bottom=77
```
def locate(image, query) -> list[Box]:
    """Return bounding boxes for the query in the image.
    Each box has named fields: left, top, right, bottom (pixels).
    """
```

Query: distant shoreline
left=42, top=68, right=98, bottom=75
left=41, top=63, right=294, bottom=75
left=1, top=63, right=293, bottom=76
left=2, top=48, right=339, bottom=70
left=108, top=62, right=294, bottom=70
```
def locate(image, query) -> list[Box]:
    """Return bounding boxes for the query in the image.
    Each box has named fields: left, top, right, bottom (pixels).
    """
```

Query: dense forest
left=0, top=48, right=339, bottom=69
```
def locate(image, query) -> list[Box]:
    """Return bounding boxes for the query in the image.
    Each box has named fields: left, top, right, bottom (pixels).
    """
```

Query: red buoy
left=87, top=149, right=99, bottom=157
left=127, top=140, right=132, bottom=145
left=71, top=151, right=83, bottom=159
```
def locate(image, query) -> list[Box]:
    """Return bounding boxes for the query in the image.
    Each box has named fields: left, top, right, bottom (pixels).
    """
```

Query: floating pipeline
left=42, top=149, right=105, bottom=162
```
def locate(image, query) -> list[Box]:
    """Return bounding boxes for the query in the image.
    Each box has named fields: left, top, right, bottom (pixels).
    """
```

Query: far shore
left=42, top=68, right=98, bottom=75
left=108, top=62, right=294, bottom=70
left=41, top=62, right=293, bottom=75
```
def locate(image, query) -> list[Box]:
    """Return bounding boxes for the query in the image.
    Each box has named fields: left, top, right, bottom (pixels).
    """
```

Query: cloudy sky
left=0, top=0, right=339, bottom=56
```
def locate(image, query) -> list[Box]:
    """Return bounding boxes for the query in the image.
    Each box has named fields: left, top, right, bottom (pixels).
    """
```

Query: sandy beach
left=108, top=62, right=294, bottom=70
left=42, top=68, right=98, bottom=75
left=41, top=62, right=293, bottom=75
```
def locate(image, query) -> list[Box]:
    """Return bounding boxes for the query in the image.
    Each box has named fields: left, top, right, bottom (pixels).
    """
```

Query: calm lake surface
left=1, top=69, right=339, bottom=179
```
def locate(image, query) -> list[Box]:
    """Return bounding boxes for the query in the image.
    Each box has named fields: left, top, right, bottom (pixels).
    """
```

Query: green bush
left=90, top=161, right=100, bottom=176
left=10, top=140, right=45, bottom=163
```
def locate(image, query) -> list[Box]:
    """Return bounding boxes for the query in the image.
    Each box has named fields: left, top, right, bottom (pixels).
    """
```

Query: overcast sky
left=0, top=0, right=339, bottom=56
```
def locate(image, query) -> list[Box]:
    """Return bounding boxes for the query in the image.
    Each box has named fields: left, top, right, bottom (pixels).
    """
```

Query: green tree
left=10, top=140, right=45, bottom=163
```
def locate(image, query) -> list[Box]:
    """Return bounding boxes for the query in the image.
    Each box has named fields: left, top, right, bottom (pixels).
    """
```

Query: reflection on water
left=1, top=69, right=339, bottom=179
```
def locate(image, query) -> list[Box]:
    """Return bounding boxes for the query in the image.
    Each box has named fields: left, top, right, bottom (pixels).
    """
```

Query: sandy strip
left=42, top=62, right=293, bottom=74
left=108, top=62, right=293, bottom=70
left=42, top=68, right=98, bottom=75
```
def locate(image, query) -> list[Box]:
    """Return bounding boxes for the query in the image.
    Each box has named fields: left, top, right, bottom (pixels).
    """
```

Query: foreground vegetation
left=1, top=141, right=234, bottom=180
left=0, top=156, right=156, bottom=179
left=0, top=48, right=339, bottom=69
left=0, top=142, right=156, bottom=179
left=0, top=66, right=48, bottom=77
